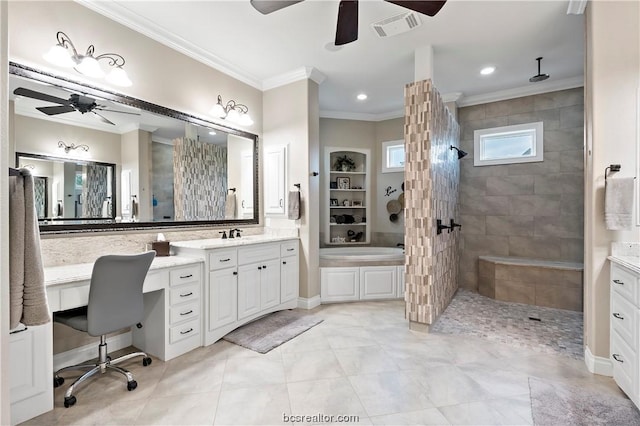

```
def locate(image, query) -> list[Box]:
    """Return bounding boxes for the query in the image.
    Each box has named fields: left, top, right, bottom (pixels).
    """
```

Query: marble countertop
left=608, top=255, right=640, bottom=275
left=171, top=234, right=298, bottom=250
left=44, top=256, right=203, bottom=286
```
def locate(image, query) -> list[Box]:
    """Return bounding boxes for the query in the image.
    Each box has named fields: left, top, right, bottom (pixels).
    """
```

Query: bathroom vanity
left=608, top=244, right=640, bottom=410
left=171, top=235, right=300, bottom=346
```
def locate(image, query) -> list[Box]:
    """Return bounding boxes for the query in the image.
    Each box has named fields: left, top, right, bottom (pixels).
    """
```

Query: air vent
left=370, top=11, right=422, bottom=38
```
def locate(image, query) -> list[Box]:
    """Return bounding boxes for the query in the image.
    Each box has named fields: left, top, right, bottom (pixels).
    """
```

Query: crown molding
left=320, top=109, right=404, bottom=122
left=567, top=0, right=588, bottom=15
left=76, top=0, right=262, bottom=90
left=456, top=75, right=584, bottom=107
left=262, top=67, right=326, bottom=91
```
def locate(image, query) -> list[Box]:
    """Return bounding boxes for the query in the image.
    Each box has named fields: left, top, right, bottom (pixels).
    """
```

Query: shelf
left=329, top=171, right=366, bottom=175
left=330, top=223, right=366, bottom=226
left=329, top=206, right=366, bottom=209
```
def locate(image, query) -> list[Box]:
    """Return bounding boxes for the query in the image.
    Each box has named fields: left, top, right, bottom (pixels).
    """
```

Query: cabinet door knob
left=613, top=354, right=624, bottom=363
left=613, top=313, right=624, bottom=320
left=613, top=279, right=625, bottom=285
left=283, top=261, right=287, bottom=265
left=258, top=266, right=262, bottom=270
left=233, top=271, right=238, bottom=275
left=180, top=292, right=193, bottom=297
left=220, top=258, right=231, bottom=262
left=263, top=265, right=267, bottom=269
left=180, top=310, right=193, bottom=316
left=279, top=198, right=283, bottom=207
left=179, top=274, right=193, bottom=279
left=180, top=328, right=194, bottom=335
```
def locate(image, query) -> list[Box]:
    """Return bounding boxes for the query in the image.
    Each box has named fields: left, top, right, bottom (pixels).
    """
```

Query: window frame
left=473, top=121, right=544, bottom=167
left=381, top=140, right=405, bottom=173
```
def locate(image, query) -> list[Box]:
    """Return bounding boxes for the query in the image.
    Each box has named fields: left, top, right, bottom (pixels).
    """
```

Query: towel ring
left=605, top=164, right=621, bottom=182
left=293, top=183, right=301, bottom=190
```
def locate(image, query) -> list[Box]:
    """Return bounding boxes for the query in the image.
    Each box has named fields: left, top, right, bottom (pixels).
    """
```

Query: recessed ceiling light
left=357, top=93, right=368, bottom=101
left=209, top=131, right=216, bottom=135
left=480, top=66, right=496, bottom=75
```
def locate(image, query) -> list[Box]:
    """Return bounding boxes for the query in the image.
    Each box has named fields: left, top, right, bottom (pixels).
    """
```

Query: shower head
left=450, top=145, right=468, bottom=159
left=529, top=57, right=550, bottom=83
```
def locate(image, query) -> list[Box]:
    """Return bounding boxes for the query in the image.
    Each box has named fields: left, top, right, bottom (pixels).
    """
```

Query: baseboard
left=53, top=332, right=132, bottom=371
left=585, top=346, right=613, bottom=377
left=297, top=295, right=321, bottom=310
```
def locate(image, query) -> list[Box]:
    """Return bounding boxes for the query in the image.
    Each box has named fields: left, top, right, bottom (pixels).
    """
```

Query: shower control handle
left=450, top=219, right=462, bottom=232
left=436, top=219, right=451, bottom=235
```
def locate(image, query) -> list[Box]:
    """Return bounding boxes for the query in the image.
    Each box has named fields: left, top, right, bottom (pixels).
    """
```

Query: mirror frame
left=10, top=62, right=260, bottom=234
left=16, top=151, right=117, bottom=221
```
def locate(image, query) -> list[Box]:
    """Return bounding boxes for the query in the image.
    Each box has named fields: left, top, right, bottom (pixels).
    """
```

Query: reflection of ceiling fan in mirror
left=251, top=0, right=447, bottom=45
left=13, top=87, right=140, bottom=125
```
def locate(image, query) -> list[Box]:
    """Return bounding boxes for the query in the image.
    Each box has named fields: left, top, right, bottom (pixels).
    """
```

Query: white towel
left=605, top=177, right=635, bottom=230
left=288, top=191, right=301, bottom=220
left=9, top=169, right=50, bottom=329
left=225, top=193, right=236, bottom=219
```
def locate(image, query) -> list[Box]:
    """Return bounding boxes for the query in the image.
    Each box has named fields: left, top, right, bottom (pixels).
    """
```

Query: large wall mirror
left=9, top=63, right=259, bottom=233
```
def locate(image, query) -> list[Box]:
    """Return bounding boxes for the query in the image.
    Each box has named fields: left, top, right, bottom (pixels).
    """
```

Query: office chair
left=53, top=251, right=156, bottom=408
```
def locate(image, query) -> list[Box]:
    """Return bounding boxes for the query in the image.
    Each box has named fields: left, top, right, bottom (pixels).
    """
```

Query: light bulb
left=238, top=113, right=254, bottom=126
left=43, top=44, right=76, bottom=68
left=105, top=66, right=132, bottom=87
left=76, top=56, right=105, bottom=78
left=225, top=108, right=241, bottom=123
left=209, top=103, right=226, bottom=118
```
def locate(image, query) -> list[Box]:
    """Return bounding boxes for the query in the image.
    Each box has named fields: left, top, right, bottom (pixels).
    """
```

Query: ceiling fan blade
left=384, top=0, right=447, bottom=17
left=94, top=107, right=141, bottom=116
left=335, top=0, right=358, bottom=46
left=36, top=105, right=76, bottom=116
left=14, top=87, right=72, bottom=105
left=91, top=111, right=115, bottom=125
left=250, top=0, right=303, bottom=14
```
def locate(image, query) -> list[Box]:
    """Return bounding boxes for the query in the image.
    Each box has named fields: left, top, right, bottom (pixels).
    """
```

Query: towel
left=9, top=168, right=50, bottom=329
left=101, top=199, right=111, bottom=218
left=225, top=193, right=236, bottom=219
left=605, top=177, right=635, bottom=230
left=288, top=190, right=301, bottom=220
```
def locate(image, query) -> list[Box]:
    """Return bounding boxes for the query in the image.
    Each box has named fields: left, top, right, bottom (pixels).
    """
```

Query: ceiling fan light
left=210, top=103, right=226, bottom=118
left=238, top=113, right=254, bottom=126
left=76, top=56, right=105, bottom=78
left=225, top=108, right=241, bottom=123
left=43, top=44, right=76, bottom=68
left=105, top=66, right=132, bottom=87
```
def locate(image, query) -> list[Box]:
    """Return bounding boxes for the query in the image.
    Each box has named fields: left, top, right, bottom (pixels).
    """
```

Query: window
left=382, top=140, right=404, bottom=173
left=474, top=122, right=544, bottom=166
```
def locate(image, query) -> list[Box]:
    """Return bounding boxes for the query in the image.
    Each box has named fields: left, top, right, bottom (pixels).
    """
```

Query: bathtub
left=320, top=247, right=404, bottom=262
left=320, top=247, right=405, bottom=303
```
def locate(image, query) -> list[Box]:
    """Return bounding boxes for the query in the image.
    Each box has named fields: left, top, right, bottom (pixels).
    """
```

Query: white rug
left=529, top=377, right=640, bottom=425
left=223, top=310, right=323, bottom=353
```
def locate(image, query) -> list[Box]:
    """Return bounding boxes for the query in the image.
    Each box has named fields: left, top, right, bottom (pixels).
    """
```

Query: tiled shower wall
left=458, top=88, right=584, bottom=291
left=404, top=79, right=461, bottom=327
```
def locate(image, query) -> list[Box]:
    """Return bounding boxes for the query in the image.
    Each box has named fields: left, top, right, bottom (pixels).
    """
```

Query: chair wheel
left=143, top=357, right=152, bottom=367
left=63, top=395, right=76, bottom=408
left=53, top=376, right=64, bottom=387
left=127, top=380, right=137, bottom=391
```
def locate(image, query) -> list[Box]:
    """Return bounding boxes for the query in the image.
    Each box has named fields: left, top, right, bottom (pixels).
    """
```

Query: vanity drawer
left=209, top=249, right=237, bottom=271
left=169, top=265, right=201, bottom=287
left=238, top=243, right=279, bottom=265
left=169, top=301, right=200, bottom=325
left=611, top=291, right=638, bottom=350
left=59, top=282, right=90, bottom=310
left=169, top=319, right=200, bottom=344
left=281, top=241, right=299, bottom=257
left=611, top=331, right=638, bottom=400
left=169, top=283, right=200, bottom=306
left=611, top=263, right=639, bottom=306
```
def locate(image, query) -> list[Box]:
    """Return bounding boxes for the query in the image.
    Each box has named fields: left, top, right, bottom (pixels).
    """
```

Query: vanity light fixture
left=58, top=140, right=89, bottom=153
left=209, top=95, right=253, bottom=126
left=43, top=31, right=132, bottom=87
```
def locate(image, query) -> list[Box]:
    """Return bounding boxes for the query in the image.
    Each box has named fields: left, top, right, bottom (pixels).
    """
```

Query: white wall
left=585, top=0, right=640, bottom=360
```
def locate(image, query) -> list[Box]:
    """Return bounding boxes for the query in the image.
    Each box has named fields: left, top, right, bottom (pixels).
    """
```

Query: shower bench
left=478, top=256, right=584, bottom=311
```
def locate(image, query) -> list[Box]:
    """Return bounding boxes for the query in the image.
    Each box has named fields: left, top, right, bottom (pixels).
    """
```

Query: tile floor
left=24, top=295, right=624, bottom=425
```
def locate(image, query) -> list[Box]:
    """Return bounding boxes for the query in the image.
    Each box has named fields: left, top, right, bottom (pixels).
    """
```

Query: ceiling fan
left=250, top=0, right=447, bottom=45
left=13, top=87, right=140, bottom=125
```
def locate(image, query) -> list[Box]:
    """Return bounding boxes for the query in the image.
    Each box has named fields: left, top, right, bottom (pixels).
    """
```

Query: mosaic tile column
left=173, top=137, right=227, bottom=221
left=404, top=79, right=461, bottom=330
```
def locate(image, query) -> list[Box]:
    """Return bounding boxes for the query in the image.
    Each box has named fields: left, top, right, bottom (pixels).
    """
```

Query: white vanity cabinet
left=172, top=238, right=300, bottom=346
left=10, top=324, right=52, bottom=425
left=321, top=264, right=403, bottom=303
left=280, top=241, right=300, bottom=303
left=264, top=145, right=287, bottom=215
left=609, top=261, right=640, bottom=408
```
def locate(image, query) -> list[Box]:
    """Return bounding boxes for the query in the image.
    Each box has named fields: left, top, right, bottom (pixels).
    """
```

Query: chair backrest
left=87, top=251, right=155, bottom=336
